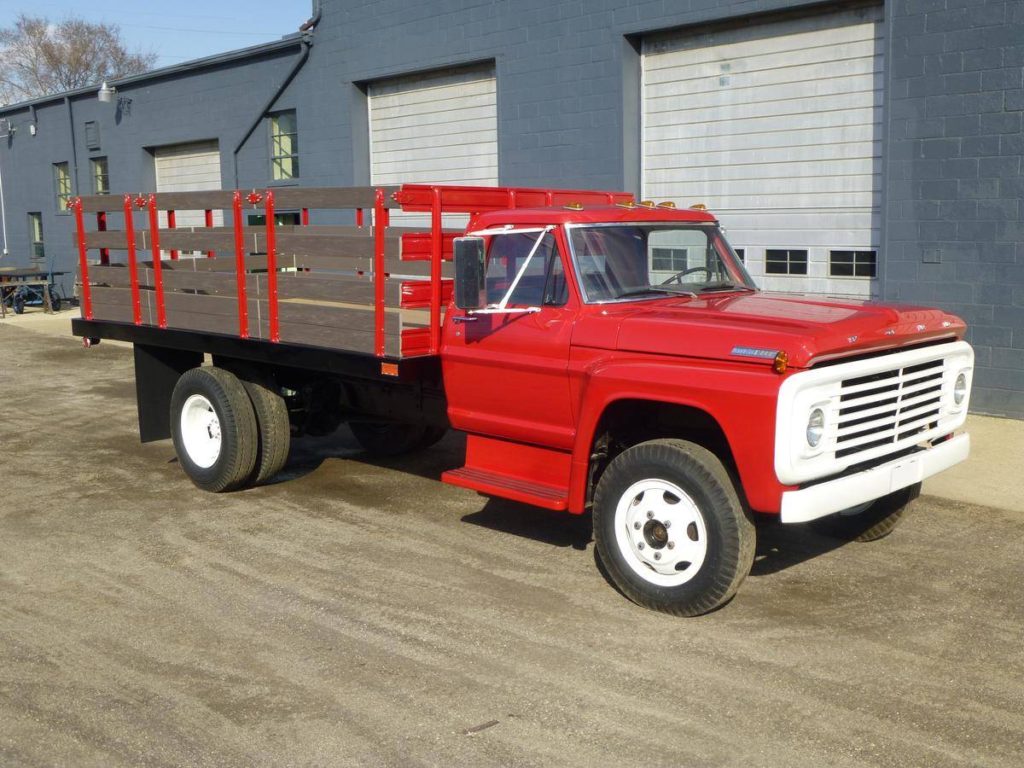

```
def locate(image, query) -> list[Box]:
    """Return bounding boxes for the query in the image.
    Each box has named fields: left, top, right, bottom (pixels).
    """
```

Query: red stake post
left=429, top=186, right=443, bottom=356
left=122, top=194, right=142, bottom=325
left=96, top=211, right=110, bottom=265
left=263, top=190, right=280, bottom=343
left=167, top=209, right=179, bottom=260
left=205, top=209, right=216, bottom=258
left=147, top=194, right=168, bottom=329
left=231, top=192, right=249, bottom=338
left=373, top=188, right=386, bottom=357
left=72, top=198, right=92, bottom=320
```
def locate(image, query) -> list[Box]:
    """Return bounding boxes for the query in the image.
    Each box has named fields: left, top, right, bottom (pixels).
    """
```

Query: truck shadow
left=749, top=516, right=851, bottom=576
left=461, top=500, right=593, bottom=551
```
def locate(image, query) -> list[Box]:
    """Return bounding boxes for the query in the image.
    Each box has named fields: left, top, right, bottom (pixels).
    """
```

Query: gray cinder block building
left=0, top=0, right=1021, bottom=416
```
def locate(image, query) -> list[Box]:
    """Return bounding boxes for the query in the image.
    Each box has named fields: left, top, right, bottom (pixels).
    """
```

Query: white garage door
left=153, top=140, right=223, bottom=234
left=369, top=65, right=498, bottom=188
left=642, top=7, right=883, bottom=297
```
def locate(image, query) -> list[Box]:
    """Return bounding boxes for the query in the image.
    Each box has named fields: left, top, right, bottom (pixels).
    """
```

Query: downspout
left=0, top=143, right=7, bottom=256
left=232, top=8, right=321, bottom=188
left=64, top=96, right=80, bottom=195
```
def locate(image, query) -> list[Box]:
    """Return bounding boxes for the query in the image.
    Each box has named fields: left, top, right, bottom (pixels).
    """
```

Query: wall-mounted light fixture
left=0, top=118, right=14, bottom=138
left=97, top=82, right=117, bottom=104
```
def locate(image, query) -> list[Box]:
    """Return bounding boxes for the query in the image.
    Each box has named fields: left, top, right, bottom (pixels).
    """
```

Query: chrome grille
left=834, top=358, right=944, bottom=459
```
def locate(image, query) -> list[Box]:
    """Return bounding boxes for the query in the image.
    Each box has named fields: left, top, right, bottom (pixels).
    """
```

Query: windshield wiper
left=615, top=287, right=697, bottom=300
left=699, top=283, right=756, bottom=294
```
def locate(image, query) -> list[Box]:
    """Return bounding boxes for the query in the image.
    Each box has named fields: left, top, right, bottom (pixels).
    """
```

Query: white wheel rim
left=180, top=394, right=222, bottom=469
left=613, top=479, right=708, bottom=587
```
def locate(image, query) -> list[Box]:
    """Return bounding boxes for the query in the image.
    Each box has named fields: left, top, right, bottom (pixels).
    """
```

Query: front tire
left=170, top=367, right=258, bottom=492
left=593, top=439, right=755, bottom=617
left=810, top=483, right=921, bottom=542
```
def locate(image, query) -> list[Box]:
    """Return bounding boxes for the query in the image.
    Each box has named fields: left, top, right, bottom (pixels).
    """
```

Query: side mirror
left=453, top=237, right=486, bottom=310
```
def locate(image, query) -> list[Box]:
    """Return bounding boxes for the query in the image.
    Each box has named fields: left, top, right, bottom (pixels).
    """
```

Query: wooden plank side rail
left=73, top=183, right=633, bottom=359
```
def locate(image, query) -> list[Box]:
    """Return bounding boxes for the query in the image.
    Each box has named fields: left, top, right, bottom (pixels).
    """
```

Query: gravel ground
left=1, top=317, right=1022, bottom=767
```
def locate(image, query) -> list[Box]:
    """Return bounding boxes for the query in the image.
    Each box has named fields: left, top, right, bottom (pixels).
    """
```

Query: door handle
left=452, top=315, right=478, bottom=323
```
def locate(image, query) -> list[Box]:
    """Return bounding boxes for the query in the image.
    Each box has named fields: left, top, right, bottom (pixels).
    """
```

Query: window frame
left=91, top=156, right=110, bottom=195
left=53, top=162, right=72, bottom=213
left=269, top=110, right=299, bottom=182
left=28, top=212, right=44, bottom=263
left=829, top=249, right=877, bottom=279
left=765, top=248, right=809, bottom=276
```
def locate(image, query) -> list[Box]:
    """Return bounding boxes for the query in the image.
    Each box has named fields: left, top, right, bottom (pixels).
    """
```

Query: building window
left=830, top=250, right=877, bottom=278
left=28, top=213, right=44, bottom=263
left=650, top=247, right=689, bottom=273
left=91, top=157, right=110, bottom=194
left=247, top=212, right=301, bottom=227
left=270, top=111, right=299, bottom=181
left=53, top=162, right=72, bottom=211
left=765, top=249, right=808, bottom=275
left=734, top=248, right=745, bottom=262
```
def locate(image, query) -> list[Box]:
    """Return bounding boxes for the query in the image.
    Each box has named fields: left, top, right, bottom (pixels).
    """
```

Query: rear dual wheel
left=171, top=366, right=290, bottom=491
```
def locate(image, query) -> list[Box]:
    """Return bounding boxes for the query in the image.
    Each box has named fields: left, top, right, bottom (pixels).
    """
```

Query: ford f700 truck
left=70, top=184, right=974, bottom=616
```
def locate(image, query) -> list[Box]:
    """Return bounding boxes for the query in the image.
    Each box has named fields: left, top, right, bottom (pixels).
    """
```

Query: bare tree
left=0, top=15, right=157, bottom=105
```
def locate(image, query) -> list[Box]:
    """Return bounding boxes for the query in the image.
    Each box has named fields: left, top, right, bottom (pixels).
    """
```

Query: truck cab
left=442, top=202, right=972, bottom=615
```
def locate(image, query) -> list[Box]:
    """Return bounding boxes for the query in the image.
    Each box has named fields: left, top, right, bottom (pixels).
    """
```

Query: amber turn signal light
left=773, top=351, right=789, bottom=374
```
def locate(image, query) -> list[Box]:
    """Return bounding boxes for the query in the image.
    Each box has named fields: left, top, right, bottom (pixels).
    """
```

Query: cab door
left=442, top=229, right=577, bottom=450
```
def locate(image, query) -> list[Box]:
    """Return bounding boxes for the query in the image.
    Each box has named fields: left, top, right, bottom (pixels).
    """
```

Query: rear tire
left=170, top=367, right=258, bottom=492
left=235, top=366, right=291, bottom=485
left=593, top=439, right=755, bottom=617
left=348, top=421, right=447, bottom=457
left=810, top=483, right=920, bottom=542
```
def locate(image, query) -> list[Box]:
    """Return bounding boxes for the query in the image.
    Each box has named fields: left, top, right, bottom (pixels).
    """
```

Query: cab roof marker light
left=690, top=203, right=708, bottom=210
left=657, top=201, right=676, bottom=208
left=563, top=202, right=584, bottom=210
left=638, top=200, right=655, bottom=208
left=616, top=201, right=636, bottom=208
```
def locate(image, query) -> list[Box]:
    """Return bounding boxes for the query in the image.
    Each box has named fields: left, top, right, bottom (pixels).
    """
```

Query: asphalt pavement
left=1, top=311, right=1022, bottom=767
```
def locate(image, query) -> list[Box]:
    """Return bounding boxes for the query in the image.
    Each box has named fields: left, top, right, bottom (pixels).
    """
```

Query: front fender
left=568, top=352, right=791, bottom=514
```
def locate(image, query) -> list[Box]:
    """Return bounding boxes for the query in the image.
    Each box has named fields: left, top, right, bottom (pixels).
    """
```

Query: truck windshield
left=566, top=224, right=756, bottom=303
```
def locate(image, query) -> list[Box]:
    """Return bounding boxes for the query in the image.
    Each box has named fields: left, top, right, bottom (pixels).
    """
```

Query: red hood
left=572, top=292, right=966, bottom=368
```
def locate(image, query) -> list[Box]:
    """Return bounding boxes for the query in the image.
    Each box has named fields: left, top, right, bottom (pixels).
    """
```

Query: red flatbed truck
left=71, top=184, right=974, bottom=616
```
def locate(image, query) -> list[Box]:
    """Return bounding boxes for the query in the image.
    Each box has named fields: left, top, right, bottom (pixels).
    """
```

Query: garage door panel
left=645, top=124, right=878, bottom=158
left=645, top=173, right=880, bottom=197
left=644, top=19, right=879, bottom=69
left=644, top=91, right=883, bottom=128
left=644, top=75, right=881, bottom=117
left=643, top=140, right=882, bottom=172
left=646, top=159, right=878, bottom=183
left=645, top=108, right=879, bottom=142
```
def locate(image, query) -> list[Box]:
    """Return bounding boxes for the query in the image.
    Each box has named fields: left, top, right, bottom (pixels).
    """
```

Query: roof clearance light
left=563, top=202, right=584, bottom=210
left=657, top=201, right=676, bottom=208
left=616, top=201, right=636, bottom=208
left=638, top=200, right=655, bottom=208
left=773, top=350, right=789, bottom=374
left=690, top=203, right=707, bottom=210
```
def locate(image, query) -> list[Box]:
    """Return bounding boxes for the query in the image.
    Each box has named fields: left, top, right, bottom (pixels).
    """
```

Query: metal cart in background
left=0, top=269, right=68, bottom=317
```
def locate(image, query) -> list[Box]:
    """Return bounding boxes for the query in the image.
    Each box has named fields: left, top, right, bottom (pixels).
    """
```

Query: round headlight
left=954, top=372, right=967, bottom=405
left=806, top=408, right=825, bottom=448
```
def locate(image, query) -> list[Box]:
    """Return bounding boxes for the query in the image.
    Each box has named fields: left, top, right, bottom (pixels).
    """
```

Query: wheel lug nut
left=654, top=552, right=661, bottom=560
left=663, top=520, right=671, bottom=529
left=633, top=521, right=641, bottom=530
left=667, top=541, right=675, bottom=550
left=637, top=542, right=644, bottom=550
left=646, top=511, right=654, bottom=519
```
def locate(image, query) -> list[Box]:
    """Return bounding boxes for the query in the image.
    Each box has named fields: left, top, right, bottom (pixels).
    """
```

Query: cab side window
left=485, top=232, right=568, bottom=307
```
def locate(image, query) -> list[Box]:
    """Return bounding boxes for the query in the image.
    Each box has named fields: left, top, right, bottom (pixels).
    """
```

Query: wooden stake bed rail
left=72, top=184, right=631, bottom=359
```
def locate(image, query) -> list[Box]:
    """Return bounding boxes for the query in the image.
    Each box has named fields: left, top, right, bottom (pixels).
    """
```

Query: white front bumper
left=780, top=433, right=970, bottom=523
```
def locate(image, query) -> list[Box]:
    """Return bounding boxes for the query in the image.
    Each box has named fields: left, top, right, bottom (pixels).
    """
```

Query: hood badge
left=884, top=328, right=896, bottom=336
left=916, top=324, right=926, bottom=332
left=731, top=346, right=780, bottom=360
left=848, top=335, right=859, bottom=344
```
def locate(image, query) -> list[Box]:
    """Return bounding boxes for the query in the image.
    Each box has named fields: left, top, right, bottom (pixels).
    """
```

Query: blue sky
left=0, top=0, right=314, bottom=68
